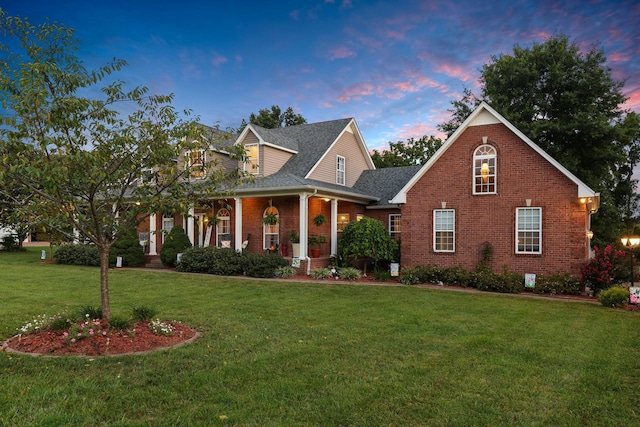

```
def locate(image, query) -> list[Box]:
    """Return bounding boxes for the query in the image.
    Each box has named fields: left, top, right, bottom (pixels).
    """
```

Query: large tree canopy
left=0, top=12, right=247, bottom=319
left=239, top=105, right=306, bottom=131
left=371, top=135, right=443, bottom=168
left=438, top=34, right=640, bottom=246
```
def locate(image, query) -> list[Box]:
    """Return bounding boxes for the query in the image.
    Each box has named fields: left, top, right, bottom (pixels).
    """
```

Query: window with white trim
left=263, top=206, right=279, bottom=250
left=516, top=207, right=541, bottom=254
left=473, top=144, right=496, bottom=194
left=187, top=150, right=205, bottom=178
left=337, top=213, right=350, bottom=231
left=434, top=209, right=455, bottom=252
left=389, top=214, right=401, bottom=241
left=245, top=144, right=259, bottom=174
left=162, top=216, right=174, bottom=243
left=216, top=208, right=231, bottom=247
left=336, top=155, right=345, bottom=185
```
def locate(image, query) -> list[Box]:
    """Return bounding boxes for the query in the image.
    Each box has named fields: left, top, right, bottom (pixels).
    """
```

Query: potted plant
left=262, top=212, right=279, bottom=226
left=288, top=230, right=300, bottom=258
left=308, top=234, right=326, bottom=257
left=312, top=213, right=328, bottom=226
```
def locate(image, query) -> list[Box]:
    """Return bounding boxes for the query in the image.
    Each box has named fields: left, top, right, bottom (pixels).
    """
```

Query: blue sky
left=2, top=0, right=639, bottom=152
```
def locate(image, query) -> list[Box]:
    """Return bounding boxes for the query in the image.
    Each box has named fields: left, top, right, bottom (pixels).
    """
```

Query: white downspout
left=149, top=213, right=157, bottom=255
left=235, top=197, right=243, bottom=251
left=187, top=207, right=195, bottom=245
left=330, top=198, right=338, bottom=256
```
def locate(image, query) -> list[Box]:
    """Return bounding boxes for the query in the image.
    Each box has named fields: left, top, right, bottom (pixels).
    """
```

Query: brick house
left=141, top=102, right=598, bottom=276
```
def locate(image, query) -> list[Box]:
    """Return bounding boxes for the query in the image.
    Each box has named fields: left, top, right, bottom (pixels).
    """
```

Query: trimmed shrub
left=160, top=226, right=192, bottom=267
left=475, top=269, right=524, bottom=294
left=109, top=230, right=145, bottom=267
left=242, top=253, right=289, bottom=278
left=534, top=273, right=583, bottom=295
left=399, top=267, right=421, bottom=285
left=598, top=286, right=630, bottom=308
left=311, top=267, right=332, bottom=279
left=338, top=267, right=361, bottom=281
left=176, top=247, right=244, bottom=275
left=54, top=244, right=100, bottom=266
left=440, top=266, right=474, bottom=287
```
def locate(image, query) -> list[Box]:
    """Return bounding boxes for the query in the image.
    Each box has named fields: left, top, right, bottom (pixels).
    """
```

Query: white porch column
left=234, top=197, right=243, bottom=251
left=330, top=198, right=338, bottom=256
left=187, top=207, right=195, bottom=245
left=149, top=213, right=157, bottom=255
left=299, top=193, right=309, bottom=261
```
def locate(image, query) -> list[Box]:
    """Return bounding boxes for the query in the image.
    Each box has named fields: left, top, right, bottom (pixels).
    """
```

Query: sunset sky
left=2, top=0, right=639, bottom=152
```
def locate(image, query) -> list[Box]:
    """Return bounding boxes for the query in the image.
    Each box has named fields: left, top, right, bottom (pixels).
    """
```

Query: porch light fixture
left=621, top=235, right=640, bottom=287
left=481, top=162, right=490, bottom=182
left=586, top=230, right=594, bottom=240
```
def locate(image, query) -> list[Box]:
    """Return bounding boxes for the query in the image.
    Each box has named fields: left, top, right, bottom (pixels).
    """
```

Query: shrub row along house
left=139, top=102, right=599, bottom=276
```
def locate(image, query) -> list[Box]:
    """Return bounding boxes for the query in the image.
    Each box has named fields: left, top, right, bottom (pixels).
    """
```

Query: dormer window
left=336, top=155, right=345, bottom=185
left=245, top=144, right=259, bottom=174
left=187, top=150, right=205, bottom=178
left=473, top=144, right=496, bottom=194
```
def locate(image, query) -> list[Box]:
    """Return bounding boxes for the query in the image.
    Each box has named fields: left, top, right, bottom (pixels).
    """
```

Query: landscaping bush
left=274, top=265, right=296, bottom=278
left=176, top=247, right=244, bottom=275
left=109, top=230, right=145, bottom=267
left=338, top=267, right=361, bottom=281
left=160, top=226, right=192, bottom=267
left=534, top=273, right=583, bottom=295
left=373, top=269, right=392, bottom=282
left=581, top=244, right=627, bottom=294
left=475, top=269, right=524, bottom=294
left=0, top=233, right=21, bottom=252
left=399, top=267, right=421, bottom=285
left=311, top=267, right=332, bottom=279
left=242, top=253, right=289, bottom=278
left=53, top=244, right=100, bottom=266
left=598, top=286, right=630, bottom=308
left=440, top=266, right=474, bottom=287
left=132, top=306, right=158, bottom=322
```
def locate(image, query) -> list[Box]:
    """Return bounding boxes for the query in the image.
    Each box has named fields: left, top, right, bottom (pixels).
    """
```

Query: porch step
left=144, top=255, right=165, bottom=269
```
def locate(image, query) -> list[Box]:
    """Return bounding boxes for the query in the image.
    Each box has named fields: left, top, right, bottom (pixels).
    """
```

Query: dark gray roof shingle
left=354, top=165, right=422, bottom=206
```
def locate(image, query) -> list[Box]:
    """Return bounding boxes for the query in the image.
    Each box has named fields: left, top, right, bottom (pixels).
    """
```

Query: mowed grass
left=1, top=248, right=639, bottom=426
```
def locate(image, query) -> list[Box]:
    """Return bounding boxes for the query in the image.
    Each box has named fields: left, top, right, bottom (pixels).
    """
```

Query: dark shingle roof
left=354, top=165, right=422, bottom=206
left=252, top=118, right=353, bottom=177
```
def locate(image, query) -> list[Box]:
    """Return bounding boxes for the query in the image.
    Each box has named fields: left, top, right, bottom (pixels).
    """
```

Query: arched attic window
left=473, top=144, right=496, bottom=194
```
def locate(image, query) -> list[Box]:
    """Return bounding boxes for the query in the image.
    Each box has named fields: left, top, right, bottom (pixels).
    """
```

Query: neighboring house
left=141, top=102, right=598, bottom=276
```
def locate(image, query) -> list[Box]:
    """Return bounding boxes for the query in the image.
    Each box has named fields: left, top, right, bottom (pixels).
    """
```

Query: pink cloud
left=433, top=63, right=474, bottom=82
left=386, top=30, right=404, bottom=40
left=211, top=54, right=228, bottom=67
left=609, top=52, right=631, bottom=63
left=623, top=88, right=640, bottom=112
left=329, top=46, right=357, bottom=60
left=337, top=82, right=375, bottom=102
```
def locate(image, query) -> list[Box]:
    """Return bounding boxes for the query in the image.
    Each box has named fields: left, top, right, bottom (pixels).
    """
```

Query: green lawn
left=1, top=248, right=639, bottom=426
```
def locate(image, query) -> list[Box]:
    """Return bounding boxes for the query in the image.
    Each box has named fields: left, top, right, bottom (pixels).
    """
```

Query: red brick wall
left=401, top=123, right=590, bottom=276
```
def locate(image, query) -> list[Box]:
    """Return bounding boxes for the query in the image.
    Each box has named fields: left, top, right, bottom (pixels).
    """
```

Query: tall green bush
left=109, top=230, right=145, bottom=267
left=176, top=246, right=244, bottom=275
left=160, top=226, right=192, bottom=267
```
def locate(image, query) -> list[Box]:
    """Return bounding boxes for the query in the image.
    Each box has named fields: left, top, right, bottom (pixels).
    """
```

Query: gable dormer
left=235, top=126, right=295, bottom=176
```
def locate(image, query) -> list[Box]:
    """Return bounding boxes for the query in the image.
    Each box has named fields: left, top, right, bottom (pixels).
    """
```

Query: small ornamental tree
left=0, top=12, right=249, bottom=320
left=581, top=244, right=627, bottom=294
left=160, top=226, right=192, bottom=267
left=339, top=216, right=398, bottom=275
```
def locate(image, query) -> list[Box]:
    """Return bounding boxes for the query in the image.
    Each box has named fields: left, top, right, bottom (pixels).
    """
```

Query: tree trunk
left=100, top=246, right=111, bottom=320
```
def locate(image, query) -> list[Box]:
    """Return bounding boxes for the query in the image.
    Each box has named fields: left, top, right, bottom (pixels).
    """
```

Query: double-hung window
left=336, top=155, right=345, bottom=185
left=434, top=209, right=455, bottom=252
left=516, top=207, right=542, bottom=254
left=162, top=216, right=174, bottom=243
left=389, top=214, right=401, bottom=241
left=187, top=150, right=205, bottom=178
left=245, top=144, right=259, bottom=174
left=216, top=208, right=231, bottom=247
